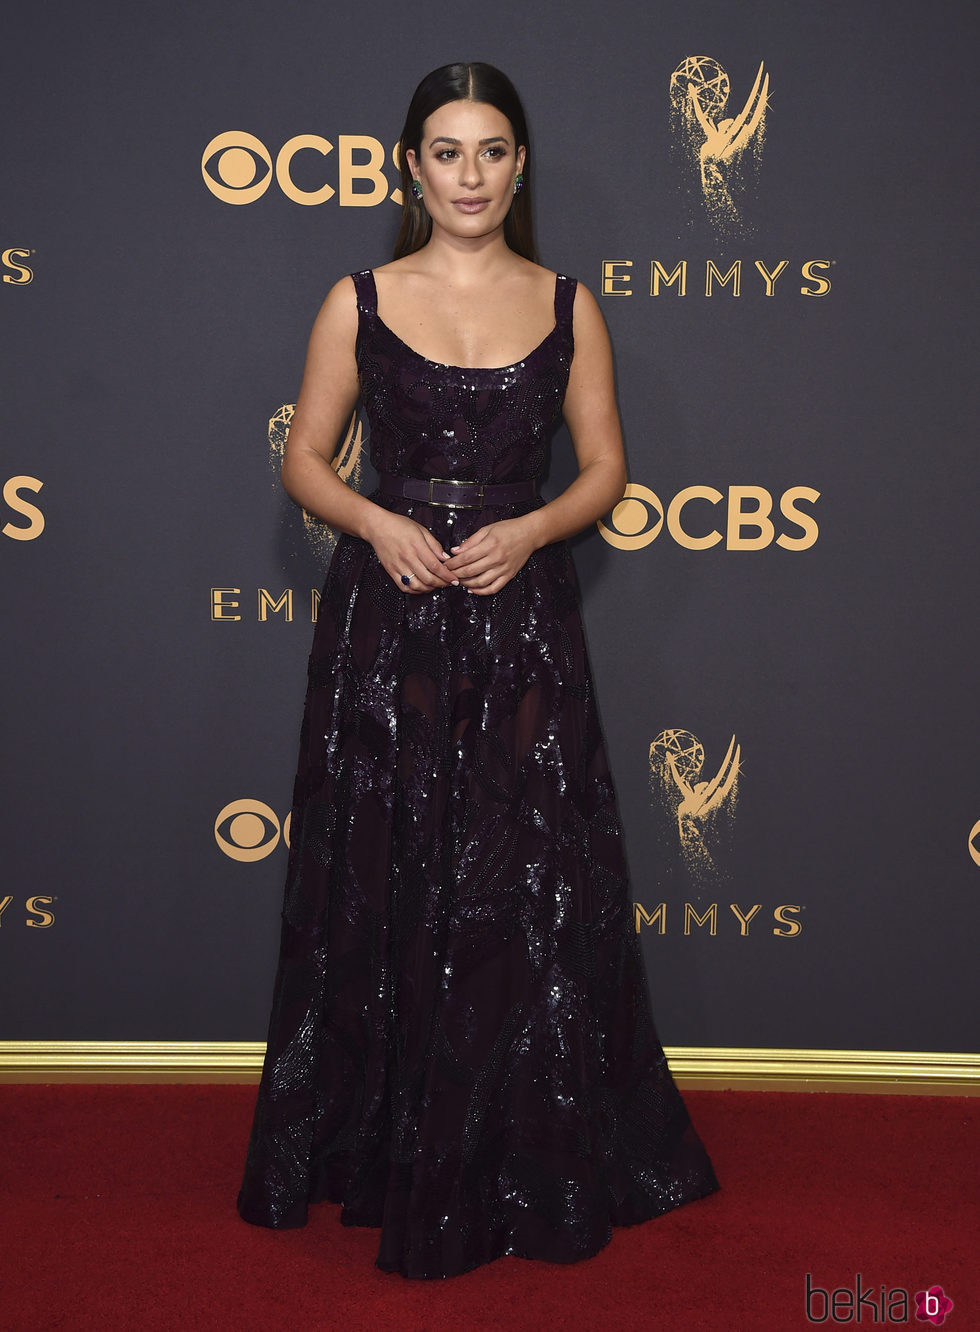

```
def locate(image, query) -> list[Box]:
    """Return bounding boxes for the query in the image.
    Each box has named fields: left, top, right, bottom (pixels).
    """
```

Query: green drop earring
left=411, top=179, right=423, bottom=201
left=513, top=173, right=524, bottom=195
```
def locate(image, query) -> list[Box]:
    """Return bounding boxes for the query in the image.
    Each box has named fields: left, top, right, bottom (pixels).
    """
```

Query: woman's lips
left=453, top=198, right=490, bottom=213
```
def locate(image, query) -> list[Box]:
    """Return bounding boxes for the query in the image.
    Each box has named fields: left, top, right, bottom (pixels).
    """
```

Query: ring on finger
left=400, top=573, right=413, bottom=587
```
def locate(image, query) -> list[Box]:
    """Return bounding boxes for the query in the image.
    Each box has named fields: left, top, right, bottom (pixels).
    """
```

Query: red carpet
left=1, top=1086, right=975, bottom=1330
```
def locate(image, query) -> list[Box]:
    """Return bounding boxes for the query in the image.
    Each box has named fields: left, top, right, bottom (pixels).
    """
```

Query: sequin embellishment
left=237, top=269, right=720, bottom=1278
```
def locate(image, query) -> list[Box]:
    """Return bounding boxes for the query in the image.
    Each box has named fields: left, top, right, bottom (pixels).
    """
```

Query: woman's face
left=405, top=99, right=525, bottom=244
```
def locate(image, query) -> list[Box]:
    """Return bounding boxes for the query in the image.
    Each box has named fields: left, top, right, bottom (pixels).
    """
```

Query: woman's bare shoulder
left=307, top=274, right=359, bottom=344
left=321, top=272, right=360, bottom=304
left=372, top=255, right=424, bottom=281
left=317, top=271, right=364, bottom=312
left=567, top=276, right=604, bottom=321
left=526, top=259, right=559, bottom=290
left=517, top=258, right=556, bottom=276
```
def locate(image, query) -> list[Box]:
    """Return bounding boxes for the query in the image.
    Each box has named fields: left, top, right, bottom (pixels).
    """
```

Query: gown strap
left=553, top=272, right=578, bottom=344
left=351, top=269, right=378, bottom=318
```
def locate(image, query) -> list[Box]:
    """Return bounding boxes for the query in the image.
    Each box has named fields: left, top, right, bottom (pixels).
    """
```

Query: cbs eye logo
left=201, top=131, right=402, bottom=207
left=597, top=483, right=819, bottom=551
left=969, top=819, right=980, bottom=868
left=598, top=484, right=664, bottom=549
left=214, top=799, right=291, bottom=862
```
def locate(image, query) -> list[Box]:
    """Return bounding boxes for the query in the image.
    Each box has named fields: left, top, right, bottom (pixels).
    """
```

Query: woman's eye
left=433, top=147, right=508, bottom=162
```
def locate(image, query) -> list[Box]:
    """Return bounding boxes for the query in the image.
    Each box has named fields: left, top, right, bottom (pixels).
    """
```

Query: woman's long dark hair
left=394, top=63, right=537, bottom=262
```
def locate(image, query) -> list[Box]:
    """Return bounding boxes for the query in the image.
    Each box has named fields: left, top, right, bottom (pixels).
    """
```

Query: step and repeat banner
left=2, top=1, right=976, bottom=1054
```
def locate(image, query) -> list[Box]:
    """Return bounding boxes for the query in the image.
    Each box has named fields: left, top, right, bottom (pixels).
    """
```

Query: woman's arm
left=445, top=282, right=626, bottom=594
left=279, top=276, right=370, bottom=536
left=526, top=280, right=628, bottom=543
left=281, top=277, right=455, bottom=592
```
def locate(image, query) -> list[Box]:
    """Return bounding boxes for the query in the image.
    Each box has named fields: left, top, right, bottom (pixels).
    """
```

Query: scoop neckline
left=366, top=270, right=563, bottom=374
left=373, top=313, right=560, bottom=373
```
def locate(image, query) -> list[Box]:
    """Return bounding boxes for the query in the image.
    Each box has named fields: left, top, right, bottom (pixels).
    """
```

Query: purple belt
left=379, top=474, right=537, bottom=510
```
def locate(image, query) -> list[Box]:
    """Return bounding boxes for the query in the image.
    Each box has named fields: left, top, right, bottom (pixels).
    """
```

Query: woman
left=238, top=61, right=720, bottom=1279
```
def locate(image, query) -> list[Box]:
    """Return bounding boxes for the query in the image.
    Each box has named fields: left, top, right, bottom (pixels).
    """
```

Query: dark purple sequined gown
left=238, top=269, right=720, bottom=1278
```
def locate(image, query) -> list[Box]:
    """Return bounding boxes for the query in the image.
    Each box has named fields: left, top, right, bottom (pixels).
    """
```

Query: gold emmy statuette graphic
left=650, top=729, right=741, bottom=883
left=669, top=56, right=769, bottom=237
left=268, top=405, right=365, bottom=560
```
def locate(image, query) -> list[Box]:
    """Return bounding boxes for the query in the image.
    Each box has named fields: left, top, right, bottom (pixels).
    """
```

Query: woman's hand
left=444, top=518, right=537, bottom=595
left=368, top=509, right=457, bottom=594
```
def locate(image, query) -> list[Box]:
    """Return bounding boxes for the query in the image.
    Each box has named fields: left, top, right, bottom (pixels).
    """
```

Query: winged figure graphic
left=669, top=56, right=770, bottom=236
left=649, top=728, right=741, bottom=884
left=667, top=734, right=741, bottom=836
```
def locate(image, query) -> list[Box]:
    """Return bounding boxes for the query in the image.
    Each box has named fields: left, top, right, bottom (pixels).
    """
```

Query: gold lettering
left=311, top=588, right=321, bottom=621
left=276, top=135, right=335, bottom=205
left=773, top=905, right=803, bottom=936
left=705, top=260, right=740, bottom=297
left=338, top=135, right=388, bottom=207
left=754, top=259, right=789, bottom=296
left=776, top=487, right=820, bottom=550
left=389, top=140, right=404, bottom=207
left=26, top=896, right=55, bottom=928
left=666, top=486, right=724, bottom=550
left=726, top=486, right=774, bottom=550
left=650, top=260, right=686, bottom=296
left=601, top=260, right=632, bottom=295
left=634, top=902, right=666, bottom=933
left=729, top=903, right=762, bottom=935
left=211, top=588, right=241, bottom=621
left=684, top=903, right=717, bottom=935
left=801, top=260, right=833, bottom=297
left=258, top=588, right=293, bottom=622
left=0, top=896, right=12, bottom=925
left=2, top=247, right=34, bottom=285
left=2, top=475, right=44, bottom=540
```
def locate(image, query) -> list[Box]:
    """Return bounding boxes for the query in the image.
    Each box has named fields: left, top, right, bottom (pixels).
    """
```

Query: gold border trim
left=0, top=1042, right=977, bottom=1092
left=0, top=1041, right=266, bottom=1083
left=665, top=1046, right=980, bottom=1095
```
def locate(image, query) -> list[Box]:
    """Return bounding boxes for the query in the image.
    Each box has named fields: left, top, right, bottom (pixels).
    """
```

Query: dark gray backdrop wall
left=2, top=0, right=977, bottom=1052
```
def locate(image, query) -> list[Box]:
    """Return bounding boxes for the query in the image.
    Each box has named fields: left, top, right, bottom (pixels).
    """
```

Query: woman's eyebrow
left=427, top=135, right=510, bottom=147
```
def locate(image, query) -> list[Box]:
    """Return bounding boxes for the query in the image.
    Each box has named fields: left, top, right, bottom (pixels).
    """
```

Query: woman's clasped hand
left=372, top=510, right=537, bottom=596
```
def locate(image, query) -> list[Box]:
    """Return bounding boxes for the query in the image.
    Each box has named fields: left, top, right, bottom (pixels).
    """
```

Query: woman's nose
left=458, top=154, right=482, bottom=187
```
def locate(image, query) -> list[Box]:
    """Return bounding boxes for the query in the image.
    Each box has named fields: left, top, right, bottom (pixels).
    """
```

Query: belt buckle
left=427, top=477, right=485, bottom=509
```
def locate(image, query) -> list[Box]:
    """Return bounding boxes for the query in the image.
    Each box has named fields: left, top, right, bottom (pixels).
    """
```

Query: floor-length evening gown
left=238, top=269, right=720, bottom=1278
